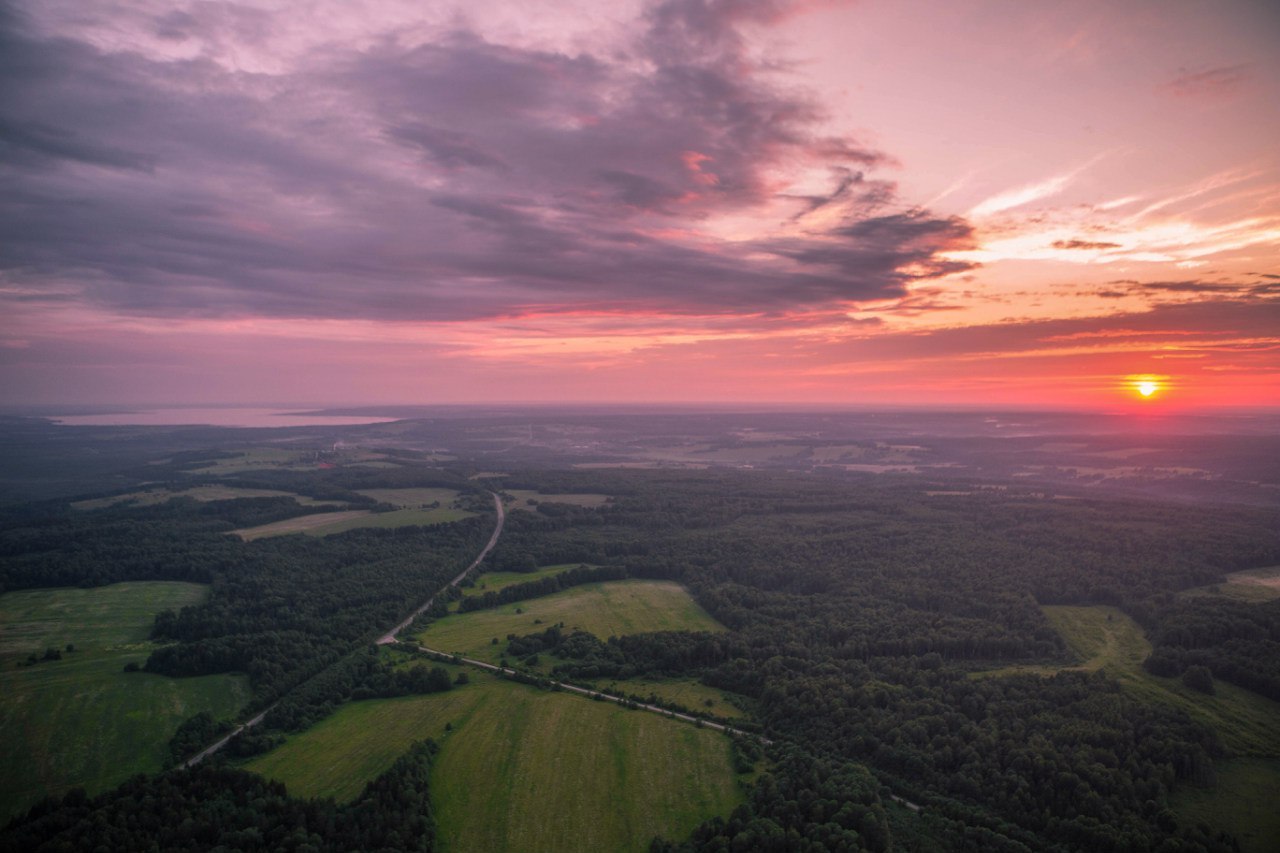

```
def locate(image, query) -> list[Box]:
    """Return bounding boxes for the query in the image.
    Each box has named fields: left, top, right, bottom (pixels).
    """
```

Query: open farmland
left=0, top=583, right=251, bottom=822
left=417, top=580, right=725, bottom=663
left=245, top=672, right=742, bottom=853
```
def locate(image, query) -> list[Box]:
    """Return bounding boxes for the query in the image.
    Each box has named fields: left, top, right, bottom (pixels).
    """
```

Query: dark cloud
left=0, top=0, right=970, bottom=322
left=1052, top=239, right=1120, bottom=250
left=1162, top=63, right=1253, bottom=99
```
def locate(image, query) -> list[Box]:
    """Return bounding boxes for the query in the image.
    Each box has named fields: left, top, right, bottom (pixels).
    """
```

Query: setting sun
left=1137, top=381, right=1158, bottom=397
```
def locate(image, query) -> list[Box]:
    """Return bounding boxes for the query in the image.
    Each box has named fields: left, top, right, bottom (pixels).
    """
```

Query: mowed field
left=72, top=484, right=342, bottom=511
left=0, top=583, right=251, bottom=822
left=505, top=490, right=611, bottom=511
left=417, top=580, right=725, bottom=663
left=245, top=673, right=743, bottom=853
left=232, top=505, right=474, bottom=540
left=984, top=604, right=1280, bottom=850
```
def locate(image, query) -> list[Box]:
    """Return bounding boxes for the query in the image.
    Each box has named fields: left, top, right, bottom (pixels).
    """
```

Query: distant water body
left=48, top=407, right=400, bottom=428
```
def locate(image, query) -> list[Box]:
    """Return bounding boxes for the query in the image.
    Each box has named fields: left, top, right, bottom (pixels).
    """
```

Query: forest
left=1, top=420, right=1278, bottom=852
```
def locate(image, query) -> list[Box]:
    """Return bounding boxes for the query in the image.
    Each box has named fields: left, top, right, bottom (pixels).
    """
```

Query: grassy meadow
left=232, top=505, right=474, bottom=540
left=504, top=489, right=611, bottom=511
left=245, top=672, right=743, bottom=853
left=417, top=580, right=725, bottom=663
left=979, top=604, right=1280, bottom=846
left=0, top=583, right=251, bottom=822
left=72, top=484, right=343, bottom=511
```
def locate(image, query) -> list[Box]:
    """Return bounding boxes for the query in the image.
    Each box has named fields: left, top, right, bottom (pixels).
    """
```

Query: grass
left=1180, top=566, right=1280, bottom=603
left=245, top=672, right=743, bottom=853
left=0, top=583, right=251, bottom=822
left=355, top=487, right=462, bottom=508
left=232, top=509, right=375, bottom=539
left=417, top=580, right=725, bottom=664
left=978, top=604, right=1280, bottom=847
left=459, top=565, right=582, bottom=601
left=72, top=485, right=341, bottom=511
left=1171, top=757, right=1280, bottom=853
left=232, top=506, right=475, bottom=540
left=505, top=490, right=611, bottom=511
left=600, top=677, right=750, bottom=721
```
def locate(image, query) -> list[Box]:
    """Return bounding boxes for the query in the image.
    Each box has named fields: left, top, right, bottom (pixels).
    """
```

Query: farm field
left=232, top=506, right=474, bottom=540
left=0, top=583, right=251, bottom=822
left=246, top=672, right=743, bottom=853
left=504, top=489, right=611, bottom=510
left=72, top=484, right=341, bottom=511
left=355, top=487, right=462, bottom=507
left=417, top=580, right=725, bottom=663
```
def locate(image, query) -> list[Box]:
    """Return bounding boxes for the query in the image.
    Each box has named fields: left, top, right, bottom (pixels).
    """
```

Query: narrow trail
left=187, top=492, right=504, bottom=767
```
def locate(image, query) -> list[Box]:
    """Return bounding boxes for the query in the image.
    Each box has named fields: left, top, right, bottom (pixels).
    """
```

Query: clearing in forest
left=458, top=564, right=584, bottom=602
left=244, top=671, right=743, bottom=853
left=417, top=580, right=724, bottom=663
left=72, top=485, right=341, bottom=511
left=232, top=505, right=474, bottom=540
left=0, top=583, right=250, bottom=823
left=1180, top=566, right=1280, bottom=603
left=504, top=489, right=611, bottom=510
left=355, top=487, right=462, bottom=508
left=980, top=604, right=1280, bottom=847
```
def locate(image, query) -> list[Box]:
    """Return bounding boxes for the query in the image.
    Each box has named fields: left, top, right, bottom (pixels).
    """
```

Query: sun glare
left=1125, top=376, right=1167, bottom=400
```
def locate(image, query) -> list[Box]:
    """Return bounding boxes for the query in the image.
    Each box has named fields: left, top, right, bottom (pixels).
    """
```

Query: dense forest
left=3, top=453, right=1278, bottom=851
left=0, top=741, right=440, bottom=853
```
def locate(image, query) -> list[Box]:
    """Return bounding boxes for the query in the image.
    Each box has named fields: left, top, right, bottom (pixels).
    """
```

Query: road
left=377, top=492, right=505, bottom=645
left=412, top=645, right=771, bottom=743
left=186, top=491, right=504, bottom=766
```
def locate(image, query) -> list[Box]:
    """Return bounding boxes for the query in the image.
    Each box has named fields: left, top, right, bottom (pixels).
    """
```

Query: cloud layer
left=0, top=0, right=974, bottom=324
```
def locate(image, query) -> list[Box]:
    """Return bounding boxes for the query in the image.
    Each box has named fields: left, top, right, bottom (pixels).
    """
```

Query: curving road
left=377, top=492, right=505, bottom=645
left=187, top=491, right=505, bottom=767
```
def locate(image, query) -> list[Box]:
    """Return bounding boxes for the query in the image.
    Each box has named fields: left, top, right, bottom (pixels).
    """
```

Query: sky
left=1, top=0, right=1278, bottom=410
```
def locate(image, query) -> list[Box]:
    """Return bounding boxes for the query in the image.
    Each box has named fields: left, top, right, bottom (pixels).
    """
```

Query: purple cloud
left=0, top=0, right=972, bottom=323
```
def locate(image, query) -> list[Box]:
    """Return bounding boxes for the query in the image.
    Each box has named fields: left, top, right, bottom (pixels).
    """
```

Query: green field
left=0, top=583, right=251, bottom=822
left=1171, top=757, right=1280, bottom=853
left=245, top=673, right=743, bottom=853
left=1180, top=566, right=1280, bottom=603
left=418, top=580, right=725, bottom=663
left=233, top=506, right=474, bottom=540
left=461, top=565, right=581, bottom=600
left=505, top=489, right=611, bottom=511
left=72, top=484, right=341, bottom=511
left=981, top=604, right=1280, bottom=846
left=355, top=487, right=462, bottom=508
left=601, top=677, right=749, bottom=721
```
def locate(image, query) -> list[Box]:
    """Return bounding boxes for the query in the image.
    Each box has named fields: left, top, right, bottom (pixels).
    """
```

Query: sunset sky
left=2, top=0, right=1278, bottom=409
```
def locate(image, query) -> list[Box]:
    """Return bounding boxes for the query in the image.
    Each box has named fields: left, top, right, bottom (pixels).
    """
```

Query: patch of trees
left=1144, top=596, right=1280, bottom=701
left=458, top=564, right=627, bottom=612
left=0, top=741, right=439, bottom=853
left=480, top=468, right=1278, bottom=851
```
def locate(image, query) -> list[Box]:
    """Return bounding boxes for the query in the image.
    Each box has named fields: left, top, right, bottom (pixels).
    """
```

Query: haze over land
left=1, top=0, right=1277, bottom=410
